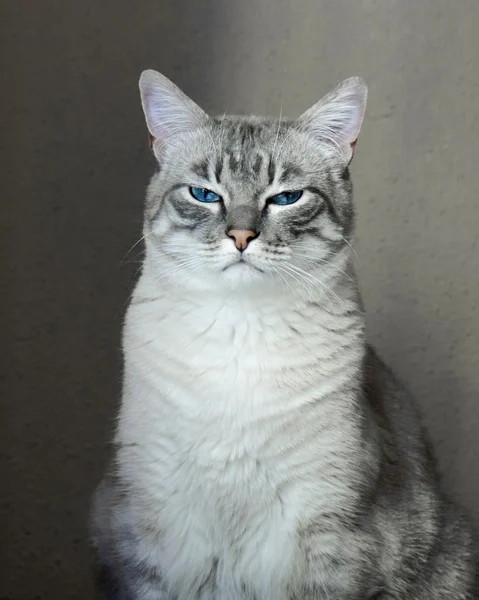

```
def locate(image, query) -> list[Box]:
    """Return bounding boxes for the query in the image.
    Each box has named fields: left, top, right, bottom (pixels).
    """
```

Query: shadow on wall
left=0, top=0, right=234, bottom=598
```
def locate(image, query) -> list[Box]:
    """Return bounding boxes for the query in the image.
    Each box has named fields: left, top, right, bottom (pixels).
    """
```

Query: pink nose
left=227, top=229, right=258, bottom=251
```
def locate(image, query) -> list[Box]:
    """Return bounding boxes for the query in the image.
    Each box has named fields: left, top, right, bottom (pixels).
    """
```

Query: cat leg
left=108, top=500, right=174, bottom=599
left=93, top=560, right=125, bottom=600
left=91, top=478, right=170, bottom=599
left=91, top=478, right=126, bottom=599
left=118, top=561, right=171, bottom=600
left=93, top=546, right=171, bottom=600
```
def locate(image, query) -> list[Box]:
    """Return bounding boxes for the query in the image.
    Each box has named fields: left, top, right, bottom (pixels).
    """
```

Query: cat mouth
left=222, top=258, right=264, bottom=273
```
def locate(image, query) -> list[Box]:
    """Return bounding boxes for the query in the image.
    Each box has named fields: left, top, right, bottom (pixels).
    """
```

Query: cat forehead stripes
left=209, top=119, right=294, bottom=184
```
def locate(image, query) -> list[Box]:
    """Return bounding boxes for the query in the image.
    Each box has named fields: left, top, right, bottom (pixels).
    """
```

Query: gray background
left=1, top=0, right=478, bottom=597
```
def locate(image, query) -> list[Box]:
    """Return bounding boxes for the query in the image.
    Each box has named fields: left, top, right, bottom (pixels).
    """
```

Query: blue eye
left=189, top=187, right=222, bottom=203
left=269, top=190, right=303, bottom=205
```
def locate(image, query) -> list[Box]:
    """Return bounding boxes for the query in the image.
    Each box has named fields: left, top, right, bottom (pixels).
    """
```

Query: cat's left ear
left=299, top=77, right=368, bottom=164
left=139, top=69, right=208, bottom=161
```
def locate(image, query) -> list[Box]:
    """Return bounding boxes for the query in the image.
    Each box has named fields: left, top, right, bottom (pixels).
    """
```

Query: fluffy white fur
left=114, top=267, right=365, bottom=599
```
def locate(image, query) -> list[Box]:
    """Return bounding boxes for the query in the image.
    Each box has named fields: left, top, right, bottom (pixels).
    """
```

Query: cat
left=90, top=69, right=478, bottom=600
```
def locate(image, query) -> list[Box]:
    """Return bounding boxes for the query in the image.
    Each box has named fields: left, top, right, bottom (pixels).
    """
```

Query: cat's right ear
left=139, top=70, right=208, bottom=161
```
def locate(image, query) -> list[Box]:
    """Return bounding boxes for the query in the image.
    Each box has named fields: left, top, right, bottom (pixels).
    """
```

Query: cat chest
left=136, top=437, right=357, bottom=600
left=149, top=443, right=300, bottom=599
left=127, top=318, right=327, bottom=425
left=121, top=303, right=363, bottom=595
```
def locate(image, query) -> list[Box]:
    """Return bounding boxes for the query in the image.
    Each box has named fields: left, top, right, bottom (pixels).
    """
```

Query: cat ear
left=139, top=70, right=208, bottom=160
left=299, top=77, right=367, bottom=164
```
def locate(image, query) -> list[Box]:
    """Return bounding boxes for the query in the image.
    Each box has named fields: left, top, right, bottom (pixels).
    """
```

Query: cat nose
left=226, top=229, right=258, bottom=252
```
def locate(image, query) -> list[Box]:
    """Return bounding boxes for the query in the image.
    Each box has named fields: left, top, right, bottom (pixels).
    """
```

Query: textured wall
left=1, top=0, right=478, bottom=597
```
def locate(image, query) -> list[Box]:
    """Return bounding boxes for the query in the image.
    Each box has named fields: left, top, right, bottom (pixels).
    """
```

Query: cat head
left=138, top=70, right=367, bottom=295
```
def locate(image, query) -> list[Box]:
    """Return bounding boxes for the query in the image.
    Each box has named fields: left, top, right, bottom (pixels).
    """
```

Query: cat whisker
left=114, top=264, right=145, bottom=319
left=274, top=125, right=294, bottom=164
left=271, top=103, right=283, bottom=160
left=278, top=263, right=317, bottom=298
left=282, top=262, right=342, bottom=305
left=341, top=236, right=359, bottom=263
left=121, top=228, right=158, bottom=262
left=290, top=254, right=355, bottom=284
left=270, top=264, right=295, bottom=296
left=160, top=257, right=204, bottom=275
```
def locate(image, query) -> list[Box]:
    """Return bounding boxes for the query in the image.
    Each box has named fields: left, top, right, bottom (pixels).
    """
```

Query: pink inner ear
left=349, top=139, right=357, bottom=160
left=149, top=134, right=155, bottom=149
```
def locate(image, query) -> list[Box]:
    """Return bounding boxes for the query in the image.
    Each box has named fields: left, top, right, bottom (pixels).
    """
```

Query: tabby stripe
left=267, top=156, right=276, bottom=185
left=191, top=160, right=209, bottom=180
left=214, top=157, right=223, bottom=183
left=280, top=163, right=303, bottom=183
left=306, top=186, right=339, bottom=225
left=150, top=183, right=184, bottom=221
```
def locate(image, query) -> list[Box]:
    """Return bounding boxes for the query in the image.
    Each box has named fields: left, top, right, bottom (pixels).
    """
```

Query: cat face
left=139, top=71, right=367, bottom=292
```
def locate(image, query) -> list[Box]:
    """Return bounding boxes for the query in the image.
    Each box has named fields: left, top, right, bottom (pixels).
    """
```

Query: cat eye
left=189, top=187, right=222, bottom=203
left=269, top=190, right=303, bottom=206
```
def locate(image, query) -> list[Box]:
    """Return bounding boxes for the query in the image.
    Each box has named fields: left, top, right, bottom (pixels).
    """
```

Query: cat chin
left=220, top=261, right=268, bottom=288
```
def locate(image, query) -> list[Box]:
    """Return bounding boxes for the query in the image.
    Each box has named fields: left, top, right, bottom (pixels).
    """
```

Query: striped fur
left=91, top=72, right=478, bottom=599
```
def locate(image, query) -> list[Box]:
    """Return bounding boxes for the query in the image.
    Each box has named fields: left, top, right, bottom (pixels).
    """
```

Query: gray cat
left=91, top=70, right=478, bottom=599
